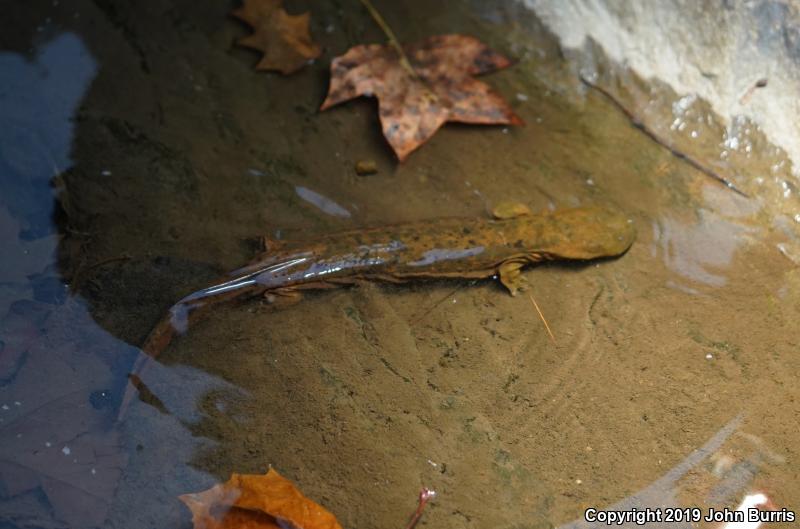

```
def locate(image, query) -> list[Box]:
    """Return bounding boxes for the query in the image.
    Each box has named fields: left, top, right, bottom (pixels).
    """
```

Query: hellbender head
left=527, top=206, right=636, bottom=260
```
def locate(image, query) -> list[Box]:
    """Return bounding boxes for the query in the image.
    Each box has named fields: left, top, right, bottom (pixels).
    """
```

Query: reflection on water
left=0, top=31, right=120, bottom=528
left=651, top=183, right=760, bottom=292
left=109, top=355, right=247, bottom=529
left=0, top=33, right=95, bottom=237
left=0, top=296, right=127, bottom=528
left=295, top=186, right=352, bottom=218
left=653, top=209, right=756, bottom=290
left=559, top=415, right=741, bottom=529
left=0, top=32, right=95, bottom=317
left=0, top=32, right=230, bottom=528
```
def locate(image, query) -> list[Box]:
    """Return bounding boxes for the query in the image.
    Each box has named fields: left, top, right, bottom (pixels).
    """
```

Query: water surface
left=1, top=1, right=799, bottom=528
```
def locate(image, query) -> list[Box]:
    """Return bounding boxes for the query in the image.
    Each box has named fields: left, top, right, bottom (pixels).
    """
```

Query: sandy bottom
left=2, top=1, right=800, bottom=528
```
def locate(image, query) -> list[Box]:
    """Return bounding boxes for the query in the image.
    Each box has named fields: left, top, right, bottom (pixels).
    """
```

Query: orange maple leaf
left=233, top=0, right=322, bottom=75
left=321, top=34, right=523, bottom=161
left=179, top=468, right=342, bottom=529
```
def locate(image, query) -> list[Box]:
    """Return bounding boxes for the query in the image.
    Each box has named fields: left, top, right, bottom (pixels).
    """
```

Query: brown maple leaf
left=232, top=0, right=321, bottom=75
left=321, top=34, right=523, bottom=161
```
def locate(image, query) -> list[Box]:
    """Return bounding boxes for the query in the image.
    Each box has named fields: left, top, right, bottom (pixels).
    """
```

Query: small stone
left=355, top=160, right=378, bottom=175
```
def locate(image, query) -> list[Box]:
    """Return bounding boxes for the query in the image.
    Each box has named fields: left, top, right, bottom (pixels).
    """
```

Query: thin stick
left=72, top=254, right=131, bottom=292
left=528, top=293, right=556, bottom=345
left=580, top=75, right=749, bottom=198
left=404, top=488, right=436, bottom=529
left=83, top=254, right=131, bottom=272
left=738, top=77, right=767, bottom=105
left=359, top=0, right=418, bottom=79
left=410, top=285, right=464, bottom=324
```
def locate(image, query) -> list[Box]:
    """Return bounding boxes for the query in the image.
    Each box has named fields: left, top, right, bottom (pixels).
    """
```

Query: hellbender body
left=119, top=206, right=635, bottom=417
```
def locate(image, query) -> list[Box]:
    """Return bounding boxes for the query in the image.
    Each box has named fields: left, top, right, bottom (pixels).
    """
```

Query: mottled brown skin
left=118, top=207, right=634, bottom=419
left=252, top=206, right=634, bottom=286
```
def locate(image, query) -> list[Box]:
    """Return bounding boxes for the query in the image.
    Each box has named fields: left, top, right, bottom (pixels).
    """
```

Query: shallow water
left=2, top=1, right=799, bottom=528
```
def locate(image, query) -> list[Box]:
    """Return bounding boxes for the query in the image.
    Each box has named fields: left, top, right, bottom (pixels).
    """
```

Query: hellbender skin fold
left=118, top=205, right=635, bottom=418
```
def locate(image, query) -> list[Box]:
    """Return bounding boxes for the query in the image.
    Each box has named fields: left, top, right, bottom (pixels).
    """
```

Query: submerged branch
left=580, top=75, right=749, bottom=198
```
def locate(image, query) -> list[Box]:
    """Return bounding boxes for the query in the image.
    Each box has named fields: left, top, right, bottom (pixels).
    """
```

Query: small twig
left=404, top=488, right=436, bottom=529
left=410, top=285, right=464, bottom=324
left=580, top=75, right=749, bottom=198
left=64, top=226, right=93, bottom=237
left=528, top=293, right=556, bottom=345
left=359, top=0, right=418, bottom=79
left=84, top=254, right=131, bottom=272
left=71, top=254, right=131, bottom=292
left=738, top=77, right=768, bottom=105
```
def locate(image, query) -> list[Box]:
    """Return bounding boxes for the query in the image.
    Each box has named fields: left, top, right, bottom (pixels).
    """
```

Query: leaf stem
left=358, top=0, right=418, bottom=78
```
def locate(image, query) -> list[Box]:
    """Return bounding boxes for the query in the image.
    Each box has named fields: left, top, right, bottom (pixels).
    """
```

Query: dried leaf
left=179, top=468, right=342, bottom=529
left=321, top=34, right=522, bottom=161
left=232, top=0, right=322, bottom=75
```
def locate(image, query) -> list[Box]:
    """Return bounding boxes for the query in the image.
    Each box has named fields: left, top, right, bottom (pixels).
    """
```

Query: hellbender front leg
left=497, top=260, right=528, bottom=296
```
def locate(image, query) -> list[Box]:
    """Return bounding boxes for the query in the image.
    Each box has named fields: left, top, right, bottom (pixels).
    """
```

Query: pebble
left=355, top=160, right=378, bottom=175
